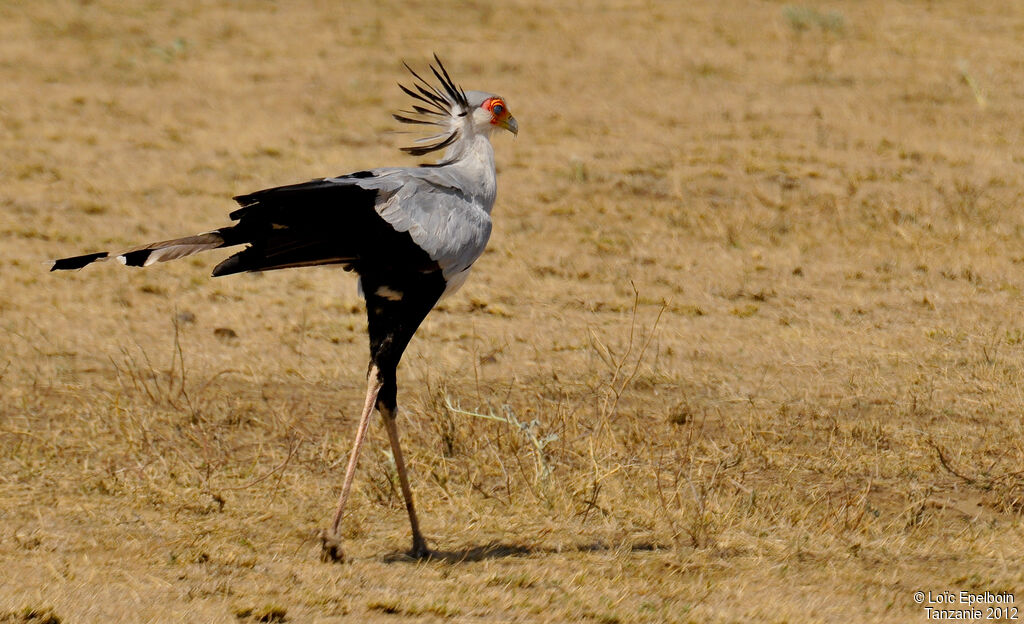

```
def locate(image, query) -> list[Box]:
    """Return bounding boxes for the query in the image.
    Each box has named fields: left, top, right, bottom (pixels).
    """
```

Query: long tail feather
left=51, top=231, right=226, bottom=272
left=51, top=252, right=110, bottom=271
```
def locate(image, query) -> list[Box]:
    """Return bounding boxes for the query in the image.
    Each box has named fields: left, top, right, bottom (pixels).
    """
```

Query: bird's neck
left=442, top=133, right=497, bottom=212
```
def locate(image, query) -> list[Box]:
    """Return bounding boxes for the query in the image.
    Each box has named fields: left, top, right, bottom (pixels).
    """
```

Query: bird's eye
left=492, top=103, right=504, bottom=115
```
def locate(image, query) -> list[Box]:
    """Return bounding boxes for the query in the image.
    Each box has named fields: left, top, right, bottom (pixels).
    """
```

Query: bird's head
left=467, top=92, right=518, bottom=137
left=393, top=55, right=518, bottom=157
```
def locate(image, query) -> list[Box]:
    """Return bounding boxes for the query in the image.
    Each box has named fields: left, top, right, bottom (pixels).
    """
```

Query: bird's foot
left=319, top=529, right=345, bottom=563
left=410, top=536, right=431, bottom=560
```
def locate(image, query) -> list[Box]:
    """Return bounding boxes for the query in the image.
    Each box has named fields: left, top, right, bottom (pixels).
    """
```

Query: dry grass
left=2, top=1, right=1024, bottom=622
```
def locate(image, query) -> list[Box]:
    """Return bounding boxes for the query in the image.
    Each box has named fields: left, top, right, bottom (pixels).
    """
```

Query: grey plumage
left=339, top=164, right=495, bottom=291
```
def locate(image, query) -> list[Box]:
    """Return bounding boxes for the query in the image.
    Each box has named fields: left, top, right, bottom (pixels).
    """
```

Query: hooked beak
left=499, top=115, right=518, bottom=136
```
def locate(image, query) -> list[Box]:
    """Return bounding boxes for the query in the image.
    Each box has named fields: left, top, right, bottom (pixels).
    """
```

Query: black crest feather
left=395, top=55, right=468, bottom=156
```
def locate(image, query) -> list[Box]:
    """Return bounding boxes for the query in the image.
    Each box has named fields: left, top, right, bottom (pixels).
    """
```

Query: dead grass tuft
left=0, top=608, right=62, bottom=624
left=233, top=605, right=287, bottom=623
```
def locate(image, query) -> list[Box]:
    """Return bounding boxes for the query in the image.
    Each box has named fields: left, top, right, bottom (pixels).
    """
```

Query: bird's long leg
left=320, top=364, right=383, bottom=563
left=380, top=405, right=429, bottom=558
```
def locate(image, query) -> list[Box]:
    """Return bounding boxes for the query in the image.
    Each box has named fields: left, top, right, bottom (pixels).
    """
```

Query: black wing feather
left=214, top=176, right=438, bottom=277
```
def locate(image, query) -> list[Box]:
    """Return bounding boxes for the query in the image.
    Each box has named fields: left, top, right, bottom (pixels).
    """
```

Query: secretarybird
left=51, top=56, right=518, bottom=562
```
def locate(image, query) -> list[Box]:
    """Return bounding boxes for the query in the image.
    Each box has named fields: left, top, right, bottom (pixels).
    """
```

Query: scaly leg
left=320, top=365, right=382, bottom=563
left=381, top=405, right=429, bottom=558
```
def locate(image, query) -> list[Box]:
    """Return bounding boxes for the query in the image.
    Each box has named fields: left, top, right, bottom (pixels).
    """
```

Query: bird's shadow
left=382, top=541, right=531, bottom=564
left=382, top=540, right=666, bottom=564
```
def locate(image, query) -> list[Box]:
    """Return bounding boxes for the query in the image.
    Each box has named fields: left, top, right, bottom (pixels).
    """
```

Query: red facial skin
left=482, top=97, right=510, bottom=125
